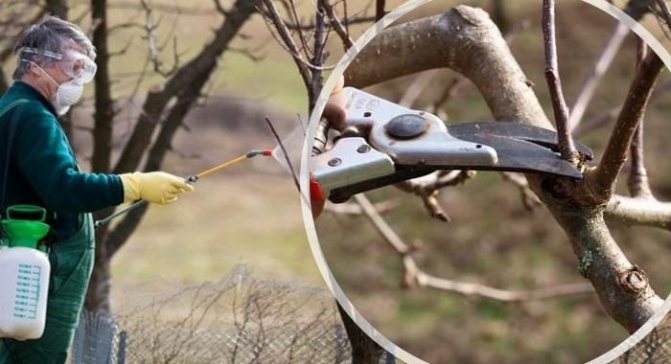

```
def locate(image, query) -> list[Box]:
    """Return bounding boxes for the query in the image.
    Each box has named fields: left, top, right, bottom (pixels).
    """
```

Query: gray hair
left=12, top=15, right=96, bottom=80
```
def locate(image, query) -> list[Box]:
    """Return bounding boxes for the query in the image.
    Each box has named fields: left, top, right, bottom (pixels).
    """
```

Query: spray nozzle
left=246, top=149, right=274, bottom=158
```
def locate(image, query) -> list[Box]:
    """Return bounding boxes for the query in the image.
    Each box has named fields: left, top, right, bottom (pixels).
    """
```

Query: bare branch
left=324, top=199, right=399, bottom=215
left=573, top=106, right=619, bottom=137
left=282, top=15, right=376, bottom=31
left=375, top=0, right=385, bottom=21
left=308, top=0, right=328, bottom=111
left=321, top=0, right=354, bottom=49
left=398, top=71, right=435, bottom=108
left=354, top=194, right=594, bottom=301
left=589, top=51, right=663, bottom=202
left=411, top=262, right=594, bottom=302
left=265, top=117, right=299, bottom=190
left=260, top=0, right=312, bottom=90
left=501, top=172, right=542, bottom=210
left=395, top=170, right=475, bottom=222
left=213, top=0, right=228, bottom=16
left=542, top=0, right=579, bottom=163
left=569, top=22, right=629, bottom=130
left=628, top=40, right=653, bottom=199
left=606, top=195, right=671, bottom=231
left=569, top=0, right=655, bottom=130
left=287, top=0, right=311, bottom=60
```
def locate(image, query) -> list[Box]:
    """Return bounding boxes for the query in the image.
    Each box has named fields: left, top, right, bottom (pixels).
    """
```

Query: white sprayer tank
left=0, top=246, right=50, bottom=340
left=0, top=205, right=51, bottom=340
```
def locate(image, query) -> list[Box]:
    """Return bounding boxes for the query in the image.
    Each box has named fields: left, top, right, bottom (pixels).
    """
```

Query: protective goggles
left=20, top=47, right=97, bottom=83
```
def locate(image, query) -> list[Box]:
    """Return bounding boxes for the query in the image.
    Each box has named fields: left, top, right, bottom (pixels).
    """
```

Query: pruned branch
left=542, top=0, right=578, bottom=163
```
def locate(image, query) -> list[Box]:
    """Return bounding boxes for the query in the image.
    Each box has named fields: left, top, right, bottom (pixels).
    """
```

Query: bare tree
left=83, top=0, right=262, bottom=312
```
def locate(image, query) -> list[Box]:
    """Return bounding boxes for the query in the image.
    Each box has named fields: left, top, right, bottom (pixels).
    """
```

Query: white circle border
left=298, top=1, right=671, bottom=363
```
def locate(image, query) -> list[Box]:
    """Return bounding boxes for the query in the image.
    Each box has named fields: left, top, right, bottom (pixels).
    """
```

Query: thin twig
left=265, top=117, right=299, bottom=190
left=260, top=0, right=312, bottom=91
left=399, top=71, right=435, bottom=108
left=542, top=0, right=578, bottom=163
left=501, top=172, right=542, bottom=210
left=569, top=22, right=629, bottom=131
left=287, top=0, right=311, bottom=60
left=321, top=0, right=354, bottom=49
left=282, top=15, right=376, bottom=31
left=354, top=194, right=594, bottom=301
left=324, top=199, right=399, bottom=215
left=395, top=170, right=475, bottom=222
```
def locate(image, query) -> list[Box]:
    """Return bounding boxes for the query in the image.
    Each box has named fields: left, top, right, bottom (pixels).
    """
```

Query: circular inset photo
left=304, top=0, right=671, bottom=362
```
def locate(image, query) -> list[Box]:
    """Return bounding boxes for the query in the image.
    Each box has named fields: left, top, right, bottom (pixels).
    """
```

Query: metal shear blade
left=447, top=122, right=593, bottom=160
left=326, top=135, right=581, bottom=203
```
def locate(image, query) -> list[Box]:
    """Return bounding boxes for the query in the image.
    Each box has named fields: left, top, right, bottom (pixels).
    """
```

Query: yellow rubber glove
left=119, top=172, right=194, bottom=204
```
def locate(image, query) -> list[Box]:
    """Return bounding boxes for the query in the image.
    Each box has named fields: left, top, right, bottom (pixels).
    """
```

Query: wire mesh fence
left=70, top=266, right=671, bottom=364
left=70, top=266, right=376, bottom=364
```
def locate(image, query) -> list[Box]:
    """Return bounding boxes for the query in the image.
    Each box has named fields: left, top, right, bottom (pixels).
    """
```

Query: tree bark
left=85, top=0, right=115, bottom=313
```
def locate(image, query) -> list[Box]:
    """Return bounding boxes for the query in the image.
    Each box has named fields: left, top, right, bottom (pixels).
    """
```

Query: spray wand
left=94, top=148, right=274, bottom=229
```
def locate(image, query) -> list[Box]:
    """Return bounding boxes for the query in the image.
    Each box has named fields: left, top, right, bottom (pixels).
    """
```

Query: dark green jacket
left=0, top=81, right=123, bottom=241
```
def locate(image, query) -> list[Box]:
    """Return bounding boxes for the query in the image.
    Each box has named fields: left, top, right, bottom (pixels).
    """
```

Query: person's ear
left=26, top=61, right=41, bottom=77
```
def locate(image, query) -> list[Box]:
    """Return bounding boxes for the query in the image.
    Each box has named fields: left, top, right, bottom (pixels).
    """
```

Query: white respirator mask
left=20, top=47, right=97, bottom=116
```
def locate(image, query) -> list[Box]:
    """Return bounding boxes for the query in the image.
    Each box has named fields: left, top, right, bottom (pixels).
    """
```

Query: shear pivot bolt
left=357, top=145, right=371, bottom=153
left=387, top=114, right=429, bottom=140
left=328, top=158, right=342, bottom=167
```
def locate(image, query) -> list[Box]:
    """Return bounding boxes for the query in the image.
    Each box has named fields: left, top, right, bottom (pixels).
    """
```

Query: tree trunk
left=337, top=303, right=386, bottom=363
left=45, top=0, right=74, bottom=141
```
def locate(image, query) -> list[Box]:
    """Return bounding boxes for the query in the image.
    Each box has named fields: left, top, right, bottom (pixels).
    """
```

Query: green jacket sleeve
left=13, top=101, right=124, bottom=213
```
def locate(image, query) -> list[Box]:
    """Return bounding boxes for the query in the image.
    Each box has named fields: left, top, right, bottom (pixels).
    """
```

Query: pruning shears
left=310, top=87, right=593, bottom=203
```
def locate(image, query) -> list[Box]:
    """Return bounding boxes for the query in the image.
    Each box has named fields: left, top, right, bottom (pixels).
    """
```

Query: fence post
left=117, top=331, right=127, bottom=364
